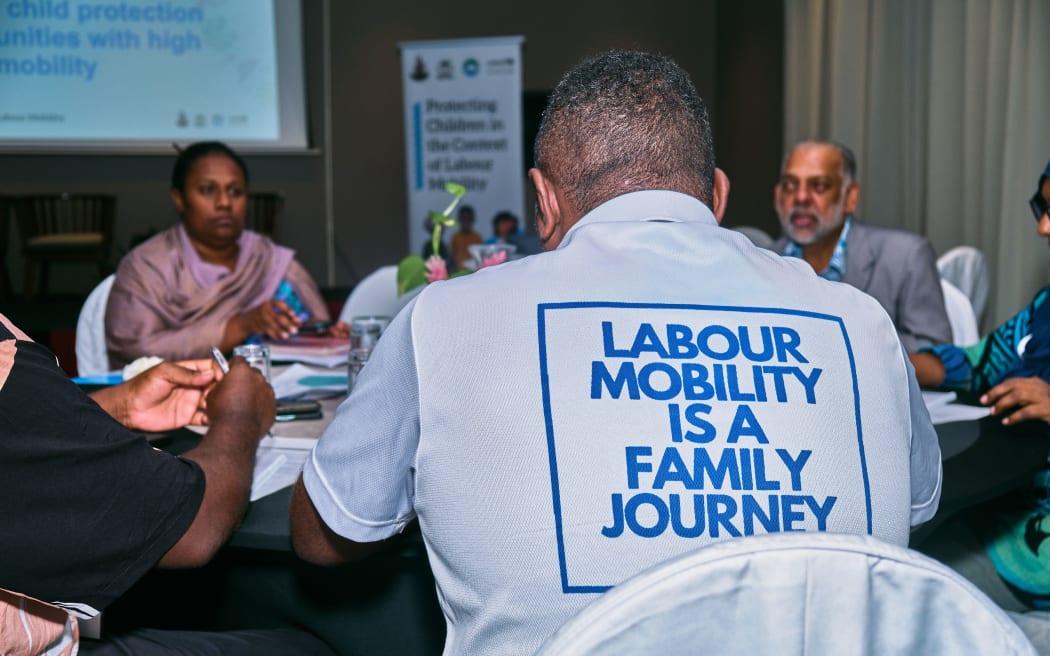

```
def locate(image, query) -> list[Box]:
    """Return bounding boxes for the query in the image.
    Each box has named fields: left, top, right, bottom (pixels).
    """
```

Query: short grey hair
left=533, top=50, right=715, bottom=214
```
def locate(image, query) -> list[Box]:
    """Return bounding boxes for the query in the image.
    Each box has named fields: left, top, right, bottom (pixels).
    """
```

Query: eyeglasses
left=1030, top=191, right=1050, bottom=222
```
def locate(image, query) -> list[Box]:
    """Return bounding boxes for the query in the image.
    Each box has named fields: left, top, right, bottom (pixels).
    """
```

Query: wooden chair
left=13, top=194, right=116, bottom=300
left=246, top=192, right=284, bottom=237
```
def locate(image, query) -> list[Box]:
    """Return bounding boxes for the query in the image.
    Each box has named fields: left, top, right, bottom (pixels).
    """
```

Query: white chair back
left=536, top=532, right=1036, bottom=656
left=941, top=278, right=980, bottom=346
left=937, top=246, right=989, bottom=322
left=338, top=266, right=419, bottom=324
left=75, top=274, right=115, bottom=376
left=730, top=225, right=775, bottom=250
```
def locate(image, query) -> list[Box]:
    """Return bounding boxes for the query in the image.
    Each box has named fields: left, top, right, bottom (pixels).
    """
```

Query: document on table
left=251, top=435, right=317, bottom=501
left=266, top=336, right=350, bottom=368
left=922, top=390, right=992, bottom=425
left=271, top=363, right=348, bottom=401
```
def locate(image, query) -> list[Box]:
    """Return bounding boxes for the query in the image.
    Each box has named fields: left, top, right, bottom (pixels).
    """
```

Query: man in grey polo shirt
left=292, top=50, right=941, bottom=656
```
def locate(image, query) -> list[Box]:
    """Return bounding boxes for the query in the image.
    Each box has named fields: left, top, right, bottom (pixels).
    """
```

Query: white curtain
left=784, top=0, right=1050, bottom=330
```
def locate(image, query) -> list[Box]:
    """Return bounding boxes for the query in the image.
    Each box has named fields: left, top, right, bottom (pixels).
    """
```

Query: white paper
left=921, top=389, right=991, bottom=424
left=249, top=435, right=317, bottom=501
left=926, top=402, right=991, bottom=425
left=922, top=390, right=958, bottom=409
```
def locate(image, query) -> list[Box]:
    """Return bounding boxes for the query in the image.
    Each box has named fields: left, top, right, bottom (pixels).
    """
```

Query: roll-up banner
left=399, top=36, right=525, bottom=258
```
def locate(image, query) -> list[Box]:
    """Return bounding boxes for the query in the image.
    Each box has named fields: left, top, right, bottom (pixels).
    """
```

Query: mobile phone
left=298, top=319, right=335, bottom=335
left=275, top=400, right=323, bottom=421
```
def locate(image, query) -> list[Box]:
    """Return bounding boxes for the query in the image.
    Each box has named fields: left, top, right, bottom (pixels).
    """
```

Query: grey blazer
left=774, top=222, right=952, bottom=351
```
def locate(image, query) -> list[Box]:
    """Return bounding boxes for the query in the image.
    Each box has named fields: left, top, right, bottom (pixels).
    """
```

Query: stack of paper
left=922, top=390, right=991, bottom=425
left=250, top=435, right=317, bottom=501
left=266, top=335, right=350, bottom=367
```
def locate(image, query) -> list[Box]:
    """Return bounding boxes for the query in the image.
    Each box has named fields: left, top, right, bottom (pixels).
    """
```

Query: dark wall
left=0, top=0, right=785, bottom=295
left=715, top=0, right=784, bottom=236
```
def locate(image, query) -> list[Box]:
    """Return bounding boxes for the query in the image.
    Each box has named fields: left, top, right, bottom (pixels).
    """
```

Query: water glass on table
left=348, top=316, right=390, bottom=392
left=233, top=343, right=272, bottom=383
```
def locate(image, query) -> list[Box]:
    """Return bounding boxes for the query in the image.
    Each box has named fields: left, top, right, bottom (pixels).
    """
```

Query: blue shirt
left=783, top=216, right=853, bottom=282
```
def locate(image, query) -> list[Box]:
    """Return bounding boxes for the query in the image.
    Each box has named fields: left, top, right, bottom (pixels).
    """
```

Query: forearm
left=220, top=314, right=253, bottom=353
left=88, top=385, right=129, bottom=424
left=157, top=418, right=264, bottom=567
left=908, top=351, right=946, bottom=388
left=290, top=478, right=391, bottom=564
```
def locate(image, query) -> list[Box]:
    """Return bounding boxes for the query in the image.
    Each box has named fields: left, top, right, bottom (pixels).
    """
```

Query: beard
left=780, top=207, right=845, bottom=246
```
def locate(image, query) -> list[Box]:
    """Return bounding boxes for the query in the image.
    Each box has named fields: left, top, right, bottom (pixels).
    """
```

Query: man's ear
left=170, top=188, right=185, bottom=214
left=712, top=167, right=730, bottom=223
left=844, top=181, right=860, bottom=215
left=529, top=168, right=561, bottom=246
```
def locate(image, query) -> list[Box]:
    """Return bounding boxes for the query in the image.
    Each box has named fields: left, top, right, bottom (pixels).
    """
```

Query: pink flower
left=424, top=255, right=448, bottom=282
left=478, top=250, right=508, bottom=269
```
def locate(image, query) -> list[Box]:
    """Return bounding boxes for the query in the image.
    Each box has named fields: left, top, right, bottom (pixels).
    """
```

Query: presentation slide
left=0, top=0, right=308, bottom=151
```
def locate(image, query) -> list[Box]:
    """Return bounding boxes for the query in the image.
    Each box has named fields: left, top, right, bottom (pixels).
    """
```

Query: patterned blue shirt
left=783, top=216, right=853, bottom=282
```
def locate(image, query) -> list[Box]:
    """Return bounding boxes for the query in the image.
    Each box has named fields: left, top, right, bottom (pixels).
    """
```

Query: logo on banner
left=462, top=57, right=480, bottom=77
left=486, top=57, right=515, bottom=75
left=409, top=56, right=428, bottom=82
left=436, top=60, right=453, bottom=80
left=537, top=302, right=870, bottom=593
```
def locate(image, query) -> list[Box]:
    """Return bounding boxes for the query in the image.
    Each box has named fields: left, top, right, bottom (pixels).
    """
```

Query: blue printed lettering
left=795, top=367, right=822, bottom=404
left=591, top=361, right=640, bottom=399
left=598, top=322, right=809, bottom=364
left=681, top=363, right=715, bottom=400
left=631, top=323, right=670, bottom=358
left=637, top=362, right=681, bottom=400
left=775, top=449, right=812, bottom=491
left=708, top=494, right=742, bottom=538
left=669, top=494, right=706, bottom=538
left=807, top=495, right=837, bottom=530
left=601, top=493, right=625, bottom=537
left=726, top=404, right=769, bottom=443
left=752, top=448, right=780, bottom=490
left=739, top=325, right=774, bottom=362
left=601, top=321, right=633, bottom=357
left=624, top=493, right=669, bottom=537
left=781, top=495, right=808, bottom=530
left=741, top=494, right=779, bottom=534
left=666, top=324, right=699, bottom=358
left=601, top=492, right=838, bottom=539
left=696, top=325, right=739, bottom=360
left=772, top=326, right=808, bottom=363
left=652, top=447, right=692, bottom=489
left=667, top=403, right=716, bottom=444
left=625, top=446, right=653, bottom=489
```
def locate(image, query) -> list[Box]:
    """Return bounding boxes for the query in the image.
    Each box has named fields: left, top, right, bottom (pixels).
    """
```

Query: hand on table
left=325, top=320, right=350, bottom=339
left=981, top=376, right=1050, bottom=425
left=235, top=299, right=303, bottom=341
left=206, top=357, right=276, bottom=439
left=94, top=358, right=219, bottom=432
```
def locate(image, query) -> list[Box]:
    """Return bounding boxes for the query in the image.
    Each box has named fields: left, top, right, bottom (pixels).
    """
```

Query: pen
left=210, top=346, right=229, bottom=374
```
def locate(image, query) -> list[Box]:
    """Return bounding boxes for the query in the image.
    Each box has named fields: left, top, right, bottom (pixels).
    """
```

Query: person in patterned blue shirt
left=914, top=159, right=1050, bottom=614
left=913, top=159, right=1050, bottom=425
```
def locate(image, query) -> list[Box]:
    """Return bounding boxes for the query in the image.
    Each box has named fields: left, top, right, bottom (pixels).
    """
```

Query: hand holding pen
left=210, top=346, right=275, bottom=437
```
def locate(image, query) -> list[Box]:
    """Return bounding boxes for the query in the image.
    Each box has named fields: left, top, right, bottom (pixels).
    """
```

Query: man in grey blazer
left=772, top=140, right=952, bottom=351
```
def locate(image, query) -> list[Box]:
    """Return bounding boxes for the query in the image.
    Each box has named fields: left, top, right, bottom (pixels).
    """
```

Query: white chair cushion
left=537, top=532, right=1036, bottom=656
left=75, top=274, right=116, bottom=376
left=941, top=278, right=980, bottom=346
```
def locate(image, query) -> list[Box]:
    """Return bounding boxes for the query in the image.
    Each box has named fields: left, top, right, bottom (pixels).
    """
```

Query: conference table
left=910, top=408, right=1050, bottom=547
left=226, top=392, right=1050, bottom=552
left=102, top=379, right=1049, bottom=656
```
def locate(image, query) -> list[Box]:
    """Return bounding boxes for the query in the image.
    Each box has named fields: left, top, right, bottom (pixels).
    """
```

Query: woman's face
left=1037, top=179, right=1050, bottom=241
left=172, top=153, right=247, bottom=250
